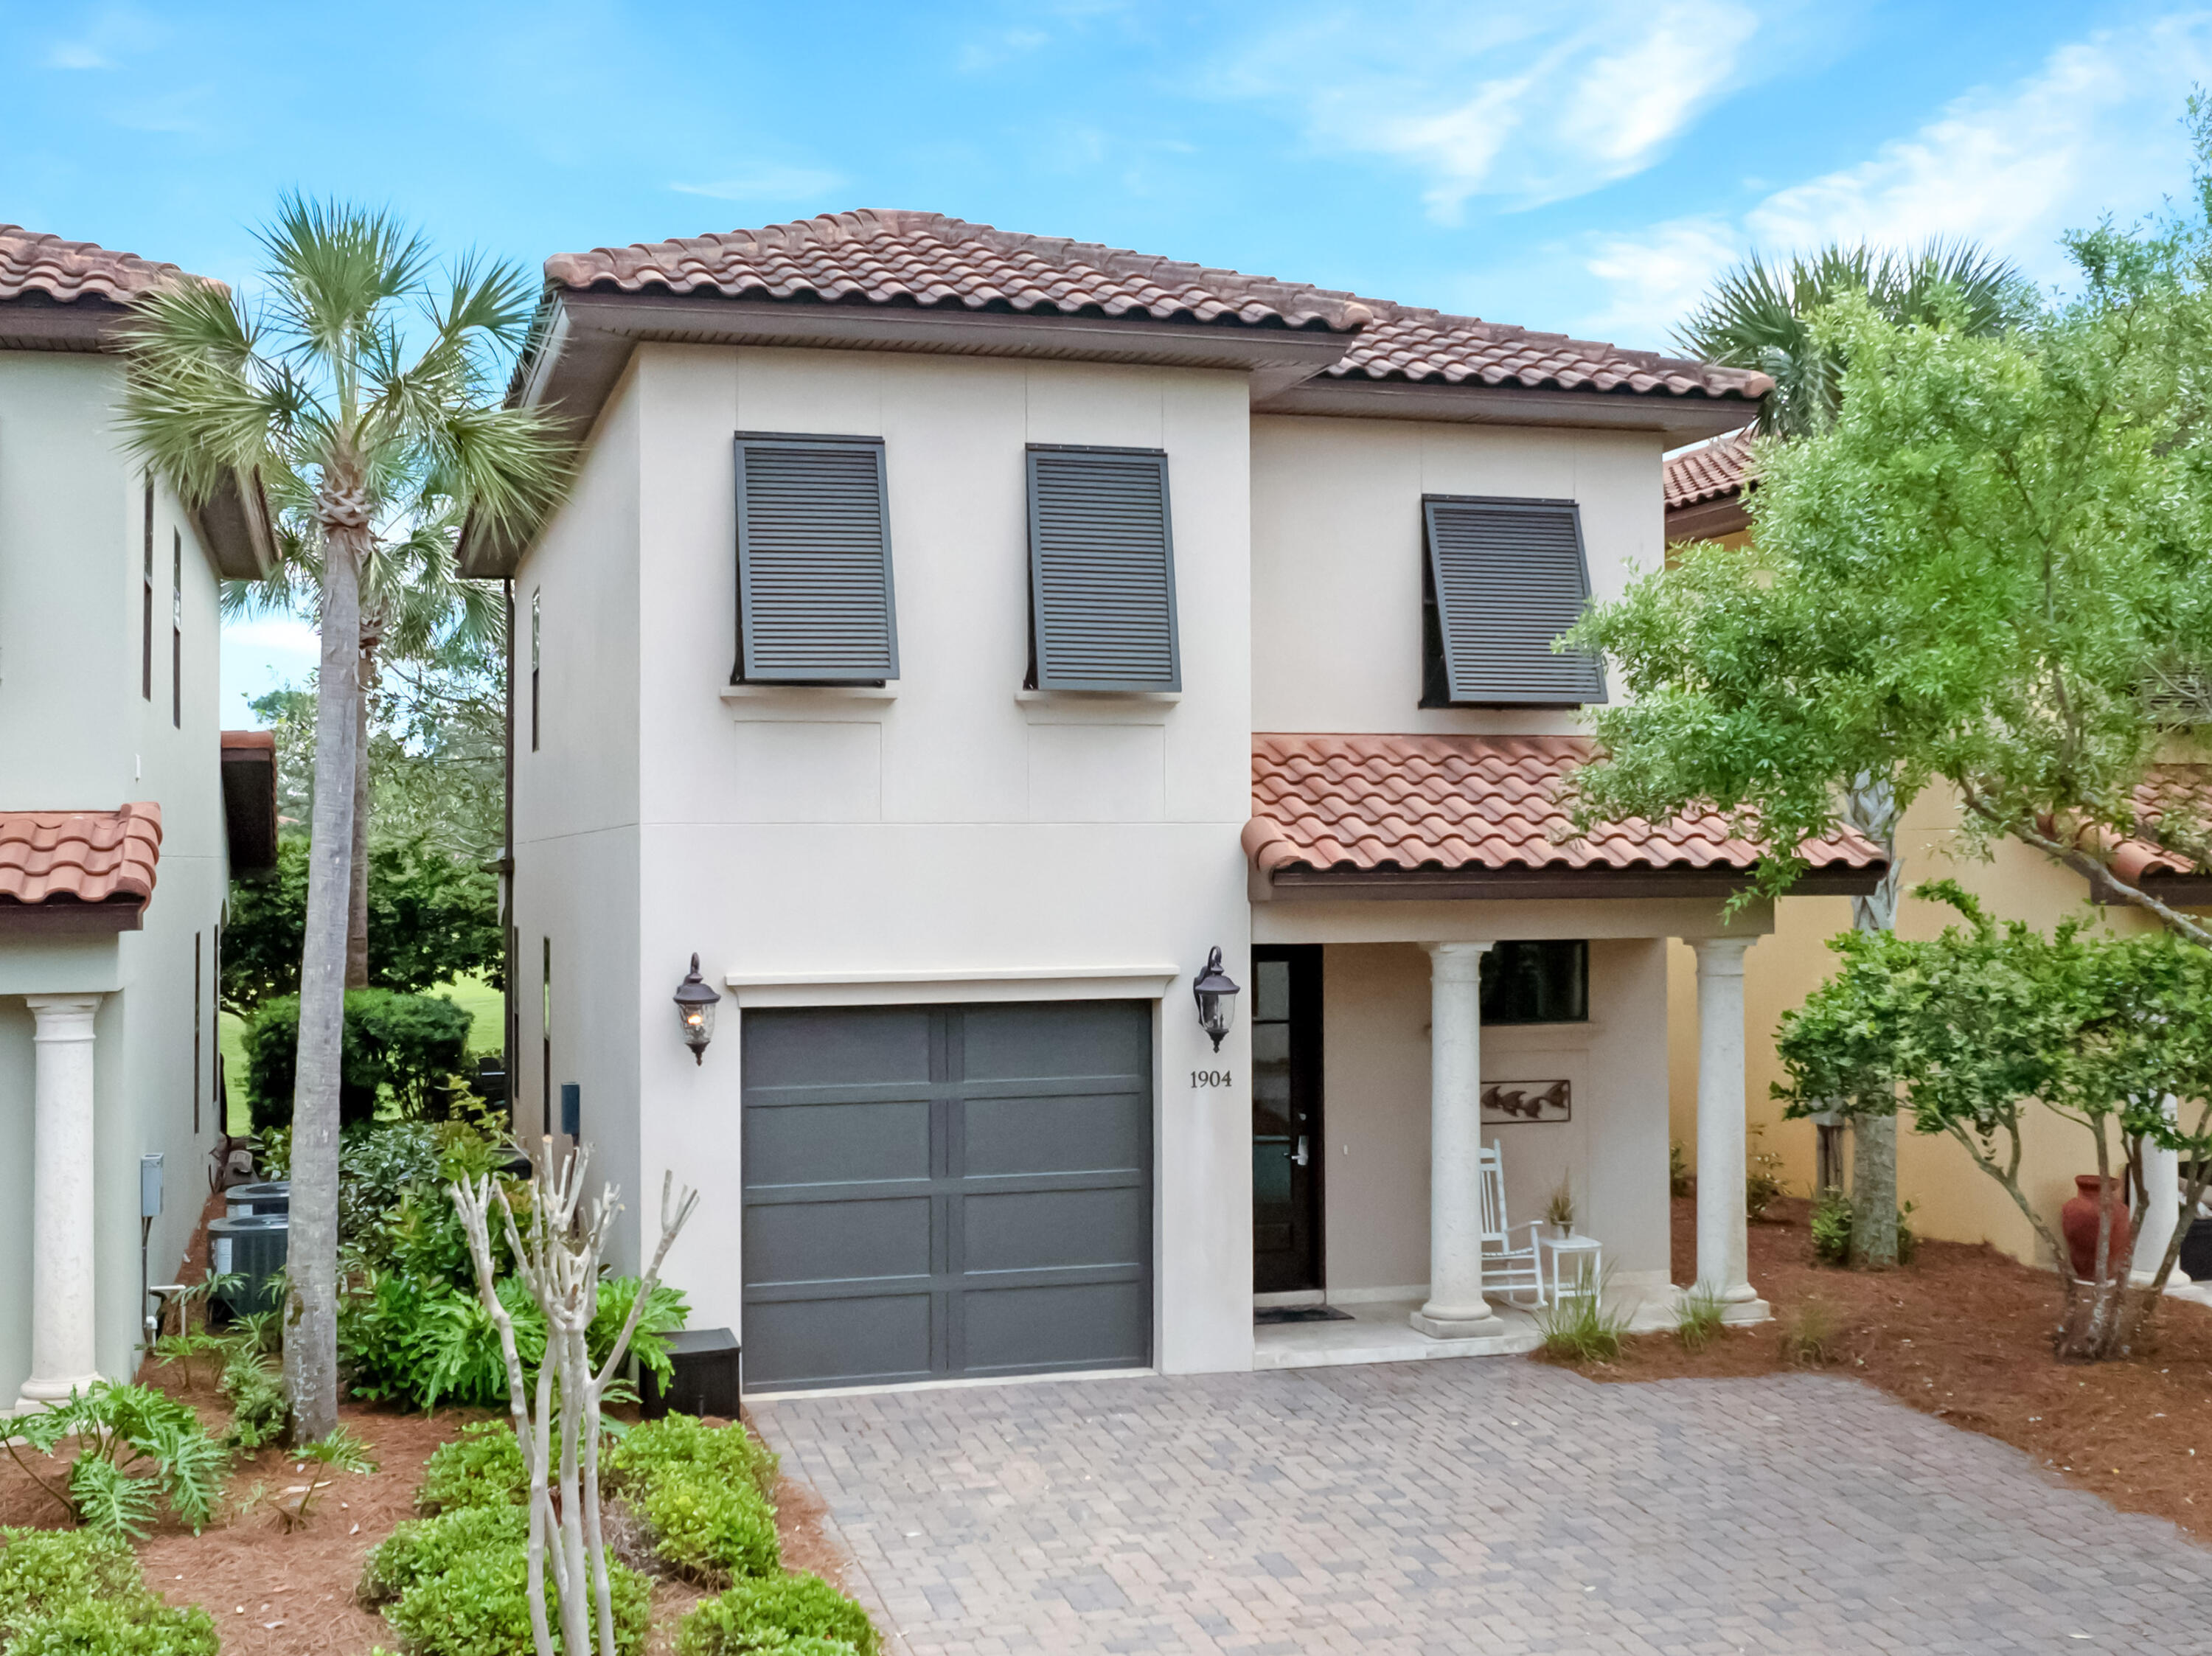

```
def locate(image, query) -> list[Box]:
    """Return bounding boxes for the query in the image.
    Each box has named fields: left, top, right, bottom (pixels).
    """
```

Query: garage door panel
left=961, top=1091, right=1148, bottom=1178
left=959, top=1281, right=1149, bottom=1374
left=959, top=1001, right=1150, bottom=1083
left=742, top=1005, right=932, bottom=1088
left=962, top=1186, right=1148, bottom=1275
left=745, top=1098, right=931, bottom=1189
left=744, top=1294, right=933, bottom=1390
left=744, top=1194, right=932, bottom=1289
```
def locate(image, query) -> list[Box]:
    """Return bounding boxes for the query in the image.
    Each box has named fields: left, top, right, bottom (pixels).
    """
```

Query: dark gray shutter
left=1424, top=495, right=1607, bottom=705
left=1027, top=448, right=1180, bottom=692
left=735, top=434, right=897, bottom=683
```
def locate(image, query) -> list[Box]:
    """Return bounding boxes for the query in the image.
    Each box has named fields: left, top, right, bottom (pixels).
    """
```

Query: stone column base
left=15, top=1372, right=102, bottom=1413
left=1719, top=1298, right=1771, bottom=1326
left=1411, top=1309, right=1509, bottom=1340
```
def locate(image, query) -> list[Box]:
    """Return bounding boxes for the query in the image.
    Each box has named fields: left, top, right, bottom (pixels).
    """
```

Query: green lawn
left=221, top=971, right=505, bottom=1135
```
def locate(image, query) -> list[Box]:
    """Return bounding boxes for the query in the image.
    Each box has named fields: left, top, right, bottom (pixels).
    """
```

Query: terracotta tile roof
left=0, top=226, right=193, bottom=306
left=544, top=209, right=1371, bottom=333
left=1664, top=425, right=1759, bottom=511
left=539, top=210, right=1764, bottom=401
left=1244, top=734, right=1882, bottom=877
left=1326, top=304, right=1769, bottom=402
left=0, top=803, right=163, bottom=907
left=2101, top=767, right=2212, bottom=884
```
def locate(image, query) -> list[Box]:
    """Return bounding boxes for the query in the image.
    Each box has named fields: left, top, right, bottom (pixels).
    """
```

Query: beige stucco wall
left=0, top=347, right=229, bottom=1396
left=1666, top=784, right=2169, bottom=1267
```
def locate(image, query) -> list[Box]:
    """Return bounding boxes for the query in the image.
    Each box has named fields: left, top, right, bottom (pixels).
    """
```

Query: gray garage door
left=740, top=999, right=1152, bottom=1391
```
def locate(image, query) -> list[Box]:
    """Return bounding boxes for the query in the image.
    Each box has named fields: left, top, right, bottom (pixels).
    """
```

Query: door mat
left=1253, top=1306, right=1354, bottom=1325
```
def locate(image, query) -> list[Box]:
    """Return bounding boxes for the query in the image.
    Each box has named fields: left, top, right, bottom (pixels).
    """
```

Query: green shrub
left=0, top=1528, right=216, bottom=1655
left=415, top=1421, right=528, bottom=1514
left=1673, top=1284, right=1727, bottom=1354
left=361, top=1505, right=529, bottom=1604
left=8, top=1595, right=220, bottom=1656
left=383, top=1544, right=649, bottom=1656
left=6, top=1382, right=229, bottom=1538
left=635, top=1473, right=780, bottom=1584
left=1744, top=1124, right=1787, bottom=1221
left=1783, top=1296, right=1844, bottom=1365
left=1809, top=1186, right=1854, bottom=1265
left=591, top=1277, right=691, bottom=1392
left=1534, top=1280, right=1628, bottom=1365
left=242, top=989, right=474, bottom=1132
left=607, top=1414, right=778, bottom=1503
left=677, top=1573, right=877, bottom=1656
left=220, top=1346, right=288, bottom=1451
left=344, top=1270, right=546, bottom=1412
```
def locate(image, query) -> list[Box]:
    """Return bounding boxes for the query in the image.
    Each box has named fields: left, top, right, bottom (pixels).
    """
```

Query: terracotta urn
left=2061, top=1175, right=2132, bottom=1282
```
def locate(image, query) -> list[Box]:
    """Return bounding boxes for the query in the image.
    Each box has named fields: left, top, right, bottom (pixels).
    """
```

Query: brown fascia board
left=0, top=291, right=122, bottom=352
left=2088, top=869, right=2212, bottom=908
left=1259, top=864, right=1885, bottom=901
left=0, top=898, right=147, bottom=934
left=219, top=743, right=279, bottom=873
left=1666, top=491, right=1750, bottom=542
left=1251, top=376, right=1760, bottom=441
left=191, top=466, right=279, bottom=580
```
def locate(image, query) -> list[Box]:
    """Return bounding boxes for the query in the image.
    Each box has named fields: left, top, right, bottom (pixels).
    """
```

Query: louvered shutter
left=1027, top=448, right=1180, bottom=692
left=734, top=434, right=898, bottom=683
left=1424, top=495, right=1607, bottom=705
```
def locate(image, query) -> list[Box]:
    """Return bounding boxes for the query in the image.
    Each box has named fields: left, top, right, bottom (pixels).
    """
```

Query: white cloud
left=44, top=5, right=161, bottom=71
left=669, top=166, right=846, bottom=203
left=1217, top=1, right=1761, bottom=221
left=1579, top=14, right=2212, bottom=343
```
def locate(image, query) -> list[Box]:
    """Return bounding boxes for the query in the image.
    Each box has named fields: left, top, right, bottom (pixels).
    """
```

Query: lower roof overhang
left=1251, top=377, right=1759, bottom=442
left=2089, top=869, right=2212, bottom=908
left=0, top=897, right=147, bottom=934
left=1254, top=864, right=1887, bottom=902
left=1665, top=492, right=1751, bottom=542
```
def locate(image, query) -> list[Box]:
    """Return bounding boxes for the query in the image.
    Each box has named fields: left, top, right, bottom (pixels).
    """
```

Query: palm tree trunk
left=285, top=512, right=365, bottom=1445
left=346, top=628, right=377, bottom=990
left=1847, top=789, right=1903, bottom=1269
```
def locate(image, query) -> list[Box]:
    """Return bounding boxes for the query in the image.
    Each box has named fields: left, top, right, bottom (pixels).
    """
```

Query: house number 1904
left=1190, top=1069, right=1233, bottom=1088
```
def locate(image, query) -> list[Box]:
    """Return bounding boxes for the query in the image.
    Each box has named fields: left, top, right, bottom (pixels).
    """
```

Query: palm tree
left=120, top=199, right=565, bottom=1442
left=1676, top=240, right=2032, bottom=437
left=1672, top=239, right=2029, bottom=1267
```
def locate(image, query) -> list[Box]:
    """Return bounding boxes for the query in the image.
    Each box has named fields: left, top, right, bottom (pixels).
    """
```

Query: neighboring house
left=0, top=229, right=276, bottom=1410
left=463, top=209, right=1886, bottom=1394
left=1658, top=430, right=2206, bottom=1277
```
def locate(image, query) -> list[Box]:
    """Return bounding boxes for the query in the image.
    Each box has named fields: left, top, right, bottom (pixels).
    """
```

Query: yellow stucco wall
left=1665, top=783, right=2166, bottom=1267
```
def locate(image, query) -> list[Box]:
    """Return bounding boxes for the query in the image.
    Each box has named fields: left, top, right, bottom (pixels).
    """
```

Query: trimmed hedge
left=676, top=1574, right=876, bottom=1656
left=361, top=1505, right=530, bottom=1604
left=0, top=1528, right=216, bottom=1655
left=605, top=1414, right=778, bottom=1502
left=633, top=1474, right=779, bottom=1585
left=384, top=1545, right=650, bottom=1656
left=415, top=1420, right=528, bottom=1514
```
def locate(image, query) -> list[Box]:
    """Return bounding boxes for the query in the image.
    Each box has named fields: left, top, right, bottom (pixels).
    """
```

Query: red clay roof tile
left=1326, top=304, right=1767, bottom=402
left=0, top=803, right=163, bottom=907
left=0, top=226, right=195, bottom=306
left=1245, top=734, right=1881, bottom=877
left=1664, top=425, right=1758, bottom=511
left=2104, top=767, right=2212, bottom=885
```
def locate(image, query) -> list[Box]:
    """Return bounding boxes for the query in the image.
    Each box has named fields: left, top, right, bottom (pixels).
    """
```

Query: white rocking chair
left=1478, top=1141, right=1546, bottom=1309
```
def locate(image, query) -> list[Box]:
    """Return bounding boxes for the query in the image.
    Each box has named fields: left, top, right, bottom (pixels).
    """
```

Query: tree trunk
left=1847, top=782, right=1902, bottom=1268
left=283, top=509, right=366, bottom=1446
left=345, top=625, right=378, bottom=991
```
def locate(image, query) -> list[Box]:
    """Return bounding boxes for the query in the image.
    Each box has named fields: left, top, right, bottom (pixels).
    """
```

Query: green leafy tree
left=1776, top=886, right=2212, bottom=1358
left=1568, top=108, right=2212, bottom=1270
left=222, top=833, right=500, bottom=1016
left=118, top=198, right=566, bottom=1442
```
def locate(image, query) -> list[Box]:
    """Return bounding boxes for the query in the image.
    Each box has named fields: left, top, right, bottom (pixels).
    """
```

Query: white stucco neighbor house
left=461, top=211, right=1885, bottom=1393
left=0, top=228, right=276, bottom=1410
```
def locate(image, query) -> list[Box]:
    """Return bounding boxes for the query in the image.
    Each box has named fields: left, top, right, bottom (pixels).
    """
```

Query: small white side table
left=1538, top=1232, right=1603, bottom=1304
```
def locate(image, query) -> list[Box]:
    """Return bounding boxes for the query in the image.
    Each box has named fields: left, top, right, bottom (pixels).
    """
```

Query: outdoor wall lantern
left=674, top=954, right=722, bottom=1065
left=1193, top=947, right=1240, bottom=1052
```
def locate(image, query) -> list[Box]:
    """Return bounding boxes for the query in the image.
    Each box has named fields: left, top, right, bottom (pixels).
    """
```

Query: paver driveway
left=753, top=1359, right=2212, bottom=1656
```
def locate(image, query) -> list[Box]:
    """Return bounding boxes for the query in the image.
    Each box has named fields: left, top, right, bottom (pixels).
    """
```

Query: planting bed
left=1550, top=1194, right=2212, bottom=1543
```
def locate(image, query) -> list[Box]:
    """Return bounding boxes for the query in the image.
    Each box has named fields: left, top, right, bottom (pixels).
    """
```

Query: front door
left=1252, top=946, right=1324, bottom=1293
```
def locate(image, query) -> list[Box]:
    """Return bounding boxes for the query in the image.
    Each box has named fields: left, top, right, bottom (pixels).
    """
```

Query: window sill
left=720, top=683, right=898, bottom=701
left=1015, top=688, right=1181, bottom=726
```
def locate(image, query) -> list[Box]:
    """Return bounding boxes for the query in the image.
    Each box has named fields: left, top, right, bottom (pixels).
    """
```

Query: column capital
left=1687, top=936, right=1756, bottom=976
left=1423, top=941, right=1495, bottom=981
left=23, top=995, right=102, bottom=1040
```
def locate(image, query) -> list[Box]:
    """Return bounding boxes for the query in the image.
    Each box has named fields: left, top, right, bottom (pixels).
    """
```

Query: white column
left=1413, top=942, right=1506, bottom=1340
left=1691, top=940, right=1768, bottom=1323
left=18, top=995, right=105, bottom=1410
left=2133, top=1096, right=2182, bottom=1282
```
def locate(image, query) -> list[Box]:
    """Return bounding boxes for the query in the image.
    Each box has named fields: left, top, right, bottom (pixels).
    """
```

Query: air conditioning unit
left=207, top=1214, right=288, bottom=1320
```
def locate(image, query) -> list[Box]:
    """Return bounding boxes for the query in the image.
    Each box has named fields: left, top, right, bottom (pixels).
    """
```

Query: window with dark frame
left=732, top=432, right=898, bottom=685
left=171, top=529, right=182, bottom=728
left=540, top=936, right=552, bottom=1138
left=1480, top=940, right=1588, bottom=1025
left=1025, top=445, right=1180, bottom=692
left=192, top=932, right=203, bottom=1133
left=1420, top=495, right=1607, bottom=708
left=529, top=591, right=540, bottom=752
left=142, top=481, right=154, bottom=702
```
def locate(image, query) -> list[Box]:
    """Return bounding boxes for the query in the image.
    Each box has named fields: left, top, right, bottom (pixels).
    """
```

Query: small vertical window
left=1479, top=941, right=1589, bottom=1024
left=1025, top=446, right=1180, bottom=692
left=530, top=591, right=541, bottom=753
left=1420, top=495, right=1607, bottom=706
left=540, top=936, right=552, bottom=1138
left=171, top=529, right=183, bottom=729
left=142, top=481, right=154, bottom=702
left=732, top=433, right=897, bottom=683
left=192, top=932, right=203, bottom=1133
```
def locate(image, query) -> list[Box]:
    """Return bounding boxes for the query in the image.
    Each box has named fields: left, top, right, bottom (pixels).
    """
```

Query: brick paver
left=752, top=1360, right=2212, bottom=1655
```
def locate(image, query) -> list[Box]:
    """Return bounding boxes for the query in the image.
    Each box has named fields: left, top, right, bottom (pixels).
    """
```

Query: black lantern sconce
left=674, top=954, right=722, bottom=1065
left=1192, top=947, right=1240, bottom=1053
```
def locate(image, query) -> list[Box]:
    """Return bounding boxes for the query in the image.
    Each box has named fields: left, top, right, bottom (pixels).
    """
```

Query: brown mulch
left=1547, top=1194, right=2212, bottom=1543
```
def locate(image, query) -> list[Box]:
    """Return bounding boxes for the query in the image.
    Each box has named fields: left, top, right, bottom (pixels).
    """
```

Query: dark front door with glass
left=1252, top=945, right=1324, bottom=1294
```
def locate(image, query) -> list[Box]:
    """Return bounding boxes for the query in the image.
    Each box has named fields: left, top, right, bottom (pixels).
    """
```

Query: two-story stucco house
left=0, top=228, right=276, bottom=1410
left=462, top=211, right=1885, bottom=1394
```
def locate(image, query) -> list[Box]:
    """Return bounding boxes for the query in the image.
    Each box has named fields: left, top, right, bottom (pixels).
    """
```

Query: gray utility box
left=640, top=1328, right=742, bottom=1420
left=207, top=1215, right=288, bottom=1320
left=225, top=1181, right=289, bottom=1217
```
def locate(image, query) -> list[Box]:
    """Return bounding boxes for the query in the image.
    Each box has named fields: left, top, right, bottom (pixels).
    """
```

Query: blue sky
left=7, top=0, right=2207, bottom=722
